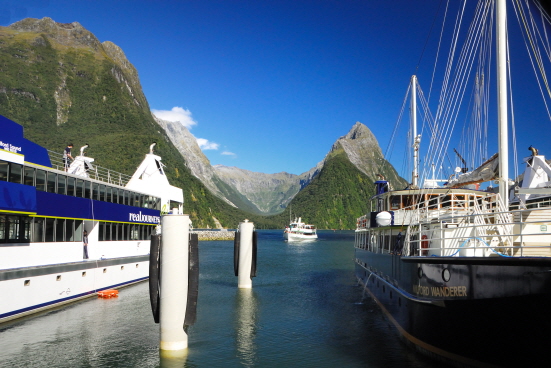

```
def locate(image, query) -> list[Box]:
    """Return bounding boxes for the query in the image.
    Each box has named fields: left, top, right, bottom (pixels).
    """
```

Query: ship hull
left=0, top=255, right=149, bottom=323
left=355, top=248, right=551, bottom=367
left=284, top=232, right=318, bottom=241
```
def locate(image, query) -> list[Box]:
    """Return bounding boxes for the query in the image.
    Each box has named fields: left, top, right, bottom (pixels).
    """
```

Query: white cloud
left=196, top=138, right=219, bottom=150
left=151, top=106, right=197, bottom=129
left=222, top=151, right=236, bottom=157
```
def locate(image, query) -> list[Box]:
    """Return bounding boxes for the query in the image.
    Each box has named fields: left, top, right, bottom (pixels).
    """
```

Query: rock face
left=329, top=122, right=400, bottom=182
left=212, top=164, right=321, bottom=214
left=5, top=17, right=148, bottom=125
left=152, top=115, right=237, bottom=207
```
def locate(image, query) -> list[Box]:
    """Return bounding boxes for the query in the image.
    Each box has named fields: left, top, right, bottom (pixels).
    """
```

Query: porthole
left=121, top=266, right=124, bottom=271
left=103, top=268, right=107, bottom=273
left=24, top=280, right=30, bottom=286
left=418, top=267, right=423, bottom=278
left=82, top=272, right=86, bottom=277
left=442, top=268, right=451, bottom=282
left=136, top=264, right=139, bottom=268
left=56, top=275, right=61, bottom=281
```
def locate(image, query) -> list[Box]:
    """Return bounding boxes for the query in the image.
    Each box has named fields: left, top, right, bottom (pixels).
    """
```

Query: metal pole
left=497, top=0, right=509, bottom=205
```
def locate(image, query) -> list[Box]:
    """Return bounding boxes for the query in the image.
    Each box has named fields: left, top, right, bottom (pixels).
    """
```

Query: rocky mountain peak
left=9, top=17, right=102, bottom=51
left=327, top=121, right=384, bottom=178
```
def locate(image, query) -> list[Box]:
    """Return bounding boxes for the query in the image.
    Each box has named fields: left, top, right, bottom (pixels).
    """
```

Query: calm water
left=0, top=230, right=440, bottom=367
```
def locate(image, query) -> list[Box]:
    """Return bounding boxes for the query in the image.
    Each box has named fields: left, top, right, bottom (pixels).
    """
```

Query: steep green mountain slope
left=267, top=147, right=405, bottom=229
left=0, top=18, right=266, bottom=228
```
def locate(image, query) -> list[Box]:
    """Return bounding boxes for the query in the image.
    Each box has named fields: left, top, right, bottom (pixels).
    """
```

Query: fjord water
left=0, top=230, right=438, bottom=368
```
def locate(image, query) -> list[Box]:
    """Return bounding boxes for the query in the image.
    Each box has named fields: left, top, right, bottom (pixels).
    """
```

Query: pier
left=191, top=230, right=235, bottom=241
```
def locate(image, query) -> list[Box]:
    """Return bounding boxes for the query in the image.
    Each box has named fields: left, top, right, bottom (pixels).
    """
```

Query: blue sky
left=2, top=0, right=551, bottom=182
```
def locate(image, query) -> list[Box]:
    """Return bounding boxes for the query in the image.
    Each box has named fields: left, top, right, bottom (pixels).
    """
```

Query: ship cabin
left=0, top=115, right=183, bottom=268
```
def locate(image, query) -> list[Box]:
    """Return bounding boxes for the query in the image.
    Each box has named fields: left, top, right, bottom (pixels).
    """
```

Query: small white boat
left=284, top=217, right=317, bottom=241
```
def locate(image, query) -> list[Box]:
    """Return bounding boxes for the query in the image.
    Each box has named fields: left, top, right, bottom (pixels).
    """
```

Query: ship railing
left=404, top=204, right=551, bottom=257
left=47, top=149, right=132, bottom=187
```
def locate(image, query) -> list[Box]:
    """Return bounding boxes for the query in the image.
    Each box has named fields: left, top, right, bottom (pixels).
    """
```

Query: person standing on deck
left=83, top=230, right=89, bottom=260
left=63, top=143, right=74, bottom=171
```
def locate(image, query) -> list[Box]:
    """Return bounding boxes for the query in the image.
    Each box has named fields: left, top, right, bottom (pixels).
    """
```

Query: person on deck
left=83, top=230, right=89, bottom=260
left=63, top=143, right=74, bottom=171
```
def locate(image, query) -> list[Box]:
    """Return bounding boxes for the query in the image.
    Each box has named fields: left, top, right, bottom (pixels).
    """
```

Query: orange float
left=97, top=289, right=119, bottom=298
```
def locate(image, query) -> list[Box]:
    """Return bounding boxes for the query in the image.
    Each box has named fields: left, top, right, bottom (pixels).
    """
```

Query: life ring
left=421, top=235, right=429, bottom=256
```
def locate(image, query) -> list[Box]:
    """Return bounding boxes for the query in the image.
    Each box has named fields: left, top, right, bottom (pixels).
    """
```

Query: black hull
left=355, top=249, right=551, bottom=367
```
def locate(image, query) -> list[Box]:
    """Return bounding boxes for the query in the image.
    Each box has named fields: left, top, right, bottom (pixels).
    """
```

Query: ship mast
left=497, top=0, right=508, bottom=205
left=411, top=75, right=420, bottom=187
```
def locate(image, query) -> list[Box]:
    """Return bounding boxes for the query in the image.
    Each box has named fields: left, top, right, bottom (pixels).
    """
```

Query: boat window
left=454, top=195, right=466, bottom=209
left=112, top=188, right=119, bottom=204
left=7, top=216, right=20, bottom=242
left=24, top=167, right=35, bottom=186
left=84, top=181, right=92, bottom=199
left=129, top=224, right=138, bottom=240
left=121, top=190, right=127, bottom=206
left=35, top=170, right=46, bottom=191
left=98, top=222, right=105, bottom=241
left=118, top=223, right=125, bottom=240
left=0, top=161, right=8, bottom=181
left=428, top=195, right=439, bottom=209
left=92, top=182, right=100, bottom=200
left=31, top=218, right=44, bottom=242
left=21, top=217, right=31, bottom=242
left=47, top=172, right=56, bottom=193
left=106, top=223, right=112, bottom=241
left=112, top=223, right=118, bottom=240
left=441, top=195, right=452, bottom=208
left=65, top=219, right=74, bottom=241
left=0, top=216, right=5, bottom=242
left=99, top=184, right=106, bottom=202
left=402, top=195, right=416, bottom=209
left=45, top=218, right=55, bottom=242
left=55, top=219, right=65, bottom=242
left=390, top=196, right=401, bottom=210
left=105, top=186, right=112, bottom=203
left=67, top=177, right=75, bottom=196
left=74, top=220, right=83, bottom=242
left=9, top=163, right=22, bottom=184
left=57, top=175, right=66, bottom=195
left=76, top=179, right=83, bottom=197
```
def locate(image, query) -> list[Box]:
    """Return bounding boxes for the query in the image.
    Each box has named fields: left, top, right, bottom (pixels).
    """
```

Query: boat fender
left=234, top=232, right=240, bottom=276
left=251, top=230, right=258, bottom=278
left=185, top=233, right=199, bottom=327
left=149, top=234, right=161, bottom=323
left=421, top=235, right=429, bottom=256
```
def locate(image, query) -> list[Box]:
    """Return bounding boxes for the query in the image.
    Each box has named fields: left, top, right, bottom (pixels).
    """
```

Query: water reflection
left=159, top=349, right=188, bottom=368
left=234, top=288, right=258, bottom=367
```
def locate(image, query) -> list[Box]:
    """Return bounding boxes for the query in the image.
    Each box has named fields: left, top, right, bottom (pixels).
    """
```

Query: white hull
left=284, top=232, right=318, bottom=241
left=0, top=238, right=151, bottom=323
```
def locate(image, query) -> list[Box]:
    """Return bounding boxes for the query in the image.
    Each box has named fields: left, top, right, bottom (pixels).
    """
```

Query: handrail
left=47, top=149, right=132, bottom=187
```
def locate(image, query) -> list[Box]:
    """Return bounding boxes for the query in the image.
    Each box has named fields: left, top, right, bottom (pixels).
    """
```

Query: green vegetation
left=267, top=152, right=371, bottom=229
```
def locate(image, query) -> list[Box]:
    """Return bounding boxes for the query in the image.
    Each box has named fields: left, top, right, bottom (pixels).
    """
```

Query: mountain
left=267, top=122, right=407, bottom=229
left=0, top=17, right=270, bottom=228
left=213, top=164, right=321, bottom=214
